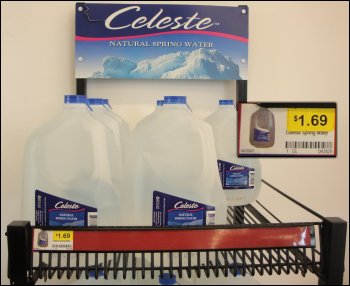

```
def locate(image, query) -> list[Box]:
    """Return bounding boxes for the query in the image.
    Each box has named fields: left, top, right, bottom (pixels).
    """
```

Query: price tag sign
left=238, top=102, right=336, bottom=157
left=287, top=108, right=335, bottom=132
left=33, top=229, right=74, bottom=251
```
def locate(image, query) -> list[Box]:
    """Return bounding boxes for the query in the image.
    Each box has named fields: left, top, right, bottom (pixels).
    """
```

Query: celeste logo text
left=105, top=6, right=215, bottom=31
left=174, top=201, right=199, bottom=209
left=55, top=201, right=80, bottom=210
left=230, top=165, right=245, bottom=171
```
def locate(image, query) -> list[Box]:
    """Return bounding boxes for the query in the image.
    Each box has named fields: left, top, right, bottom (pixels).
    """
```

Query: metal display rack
left=6, top=80, right=346, bottom=285
left=7, top=180, right=347, bottom=285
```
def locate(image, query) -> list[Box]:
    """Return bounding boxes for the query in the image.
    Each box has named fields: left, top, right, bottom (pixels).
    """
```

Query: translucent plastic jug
left=102, top=98, right=131, bottom=132
left=87, top=98, right=132, bottom=225
left=132, top=96, right=227, bottom=226
left=134, top=99, right=164, bottom=129
left=22, top=95, right=125, bottom=226
left=249, top=107, right=275, bottom=148
left=206, top=100, right=262, bottom=206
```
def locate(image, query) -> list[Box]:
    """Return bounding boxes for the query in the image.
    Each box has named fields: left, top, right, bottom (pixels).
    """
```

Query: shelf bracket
left=318, top=217, right=347, bottom=285
left=7, top=221, right=34, bottom=285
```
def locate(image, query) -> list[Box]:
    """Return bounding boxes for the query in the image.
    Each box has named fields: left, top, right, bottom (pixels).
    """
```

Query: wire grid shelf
left=30, top=202, right=322, bottom=282
left=8, top=179, right=347, bottom=285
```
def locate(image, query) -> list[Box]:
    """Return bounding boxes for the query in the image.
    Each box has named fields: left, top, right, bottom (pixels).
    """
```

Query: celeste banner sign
left=75, top=3, right=248, bottom=80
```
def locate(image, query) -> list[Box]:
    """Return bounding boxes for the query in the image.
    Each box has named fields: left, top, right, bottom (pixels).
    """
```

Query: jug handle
left=193, top=126, right=211, bottom=180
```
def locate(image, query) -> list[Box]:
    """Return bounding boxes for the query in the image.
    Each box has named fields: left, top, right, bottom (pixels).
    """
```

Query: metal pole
left=236, top=80, right=247, bottom=104
left=76, top=78, right=87, bottom=95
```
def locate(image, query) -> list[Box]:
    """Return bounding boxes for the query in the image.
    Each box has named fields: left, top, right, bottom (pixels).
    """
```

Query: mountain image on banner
left=91, top=48, right=241, bottom=80
left=92, top=57, right=137, bottom=78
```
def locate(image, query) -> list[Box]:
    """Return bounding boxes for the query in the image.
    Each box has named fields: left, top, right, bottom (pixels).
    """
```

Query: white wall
left=1, top=1, right=348, bottom=285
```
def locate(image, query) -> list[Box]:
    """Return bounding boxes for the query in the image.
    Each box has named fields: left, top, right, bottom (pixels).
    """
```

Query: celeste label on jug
left=254, top=128, right=270, bottom=142
left=217, top=160, right=255, bottom=189
left=152, top=191, right=215, bottom=226
left=35, top=190, right=97, bottom=227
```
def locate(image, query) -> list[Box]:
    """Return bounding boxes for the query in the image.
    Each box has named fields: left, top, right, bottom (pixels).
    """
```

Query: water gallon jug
left=249, top=106, right=275, bottom=148
left=132, top=99, right=164, bottom=130
left=22, top=95, right=124, bottom=227
left=132, top=96, right=227, bottom=226
left=206, top=100, right=262, bottom=206
left=87, top=97, right=132, bottom=225
left=102, top=98, right=131, bottom=132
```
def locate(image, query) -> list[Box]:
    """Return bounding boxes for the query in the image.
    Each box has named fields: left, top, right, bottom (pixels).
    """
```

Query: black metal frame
left=318, top=217, right=347, bottom=285
left=76, top=78, right=87, bottom=96
left=6, top=180, right=347, bottom=285
left=7, top=221, right=33, bottom=285
left=76, top=79, right=248, bottom=103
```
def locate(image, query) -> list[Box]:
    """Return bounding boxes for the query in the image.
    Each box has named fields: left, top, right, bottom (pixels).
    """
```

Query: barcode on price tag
left=285, top=141, right=334, bottom=149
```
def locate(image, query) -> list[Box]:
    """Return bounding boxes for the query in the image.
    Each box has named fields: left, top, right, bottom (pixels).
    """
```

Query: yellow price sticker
left=53, top=231, right=73, bottom=241
left=287, top=108, right=335, bottom=132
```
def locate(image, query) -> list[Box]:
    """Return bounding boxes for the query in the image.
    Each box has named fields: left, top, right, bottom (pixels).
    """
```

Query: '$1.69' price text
left=53, top=231, right=73, bottom=241
left=287, top=108, right=335, bottom=132
left=293, top=114, right=327, bottom=127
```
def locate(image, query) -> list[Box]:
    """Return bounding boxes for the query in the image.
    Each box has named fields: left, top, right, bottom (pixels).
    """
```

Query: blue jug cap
left=159, top=273, right=176, bottom=285
left=87, top=98, right=104, bottom=105
left=102, top=98, right=112, bottom=109
left=64, top=95, right=87, bottom=104
left=163, top=96, right=187, bottom=104
left=157, top=100, right=164, bottom=106
left=219, top=99, right=234, bottom=105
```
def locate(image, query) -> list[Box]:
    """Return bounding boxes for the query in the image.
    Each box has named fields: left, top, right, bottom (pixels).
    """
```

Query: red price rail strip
left=63, top=224, right=315, bottom=252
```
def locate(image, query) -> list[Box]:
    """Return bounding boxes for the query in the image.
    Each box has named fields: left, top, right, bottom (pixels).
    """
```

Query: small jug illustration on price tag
left=37, top=230, right=48, bottom=247
left=249, top=107, right=275, bottom=148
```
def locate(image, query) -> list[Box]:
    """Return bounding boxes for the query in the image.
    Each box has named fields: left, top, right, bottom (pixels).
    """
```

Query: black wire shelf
left=6, top=180, right=347, bottom=285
